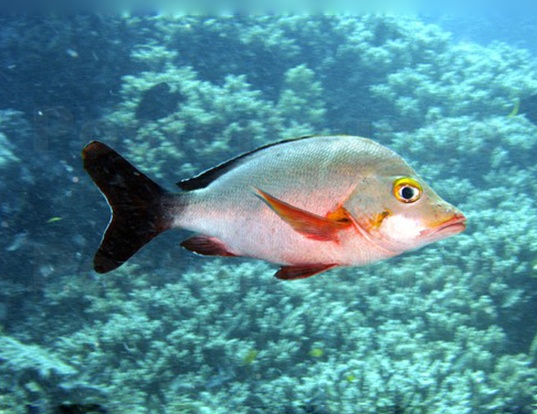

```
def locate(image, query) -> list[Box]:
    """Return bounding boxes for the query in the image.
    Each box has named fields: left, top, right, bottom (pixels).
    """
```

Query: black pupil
left=401, top=186, right=415, bottom=200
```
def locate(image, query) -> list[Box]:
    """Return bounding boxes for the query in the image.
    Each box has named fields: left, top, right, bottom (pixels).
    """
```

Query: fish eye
left=393, top=177, right=422, bottom=203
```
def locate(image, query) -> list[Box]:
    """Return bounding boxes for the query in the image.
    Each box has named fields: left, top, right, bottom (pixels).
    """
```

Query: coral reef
left=1, top=15, right=537, bottom=414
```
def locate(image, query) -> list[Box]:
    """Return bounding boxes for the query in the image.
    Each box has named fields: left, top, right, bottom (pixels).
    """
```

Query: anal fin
left=181, top=235, right=237, bottom=257
left=275, top=263, right=338, bottom=280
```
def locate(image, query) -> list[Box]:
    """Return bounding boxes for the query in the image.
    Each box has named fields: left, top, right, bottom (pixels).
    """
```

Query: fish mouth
left=433, top=213, right=467, bottom=236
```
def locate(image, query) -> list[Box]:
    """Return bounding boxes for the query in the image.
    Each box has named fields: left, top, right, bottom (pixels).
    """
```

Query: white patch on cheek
left=381, top=215, right=425, bottom=241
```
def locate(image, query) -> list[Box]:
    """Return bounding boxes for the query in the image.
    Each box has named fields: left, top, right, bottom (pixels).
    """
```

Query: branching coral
left=105, top=60, right=327, bottom=184
left=371, top=41, right=537, bottom=133
left=2, top=14, right=537, bottom=414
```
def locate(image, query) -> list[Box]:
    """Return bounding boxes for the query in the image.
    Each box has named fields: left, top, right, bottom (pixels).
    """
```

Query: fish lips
left=428, top=212, right=467, bottom=239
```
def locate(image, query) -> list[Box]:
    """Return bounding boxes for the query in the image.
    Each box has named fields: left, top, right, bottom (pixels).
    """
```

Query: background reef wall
left=0, top=15, right=537, bottom=414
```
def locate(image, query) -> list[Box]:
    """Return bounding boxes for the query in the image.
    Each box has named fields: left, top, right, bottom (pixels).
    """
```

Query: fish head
left=345, top=174, right=466, bottom=254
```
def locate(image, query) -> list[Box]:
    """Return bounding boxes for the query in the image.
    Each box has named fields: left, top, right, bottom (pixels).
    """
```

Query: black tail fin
left=82, top=141, right=174, bottom=273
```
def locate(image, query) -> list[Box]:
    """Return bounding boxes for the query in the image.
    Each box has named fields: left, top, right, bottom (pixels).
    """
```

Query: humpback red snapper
left=82, top=135, right=466, bottom=280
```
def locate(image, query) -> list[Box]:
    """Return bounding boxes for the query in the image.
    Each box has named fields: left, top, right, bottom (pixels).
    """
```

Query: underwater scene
left=1, top=14, right=537, bottom=414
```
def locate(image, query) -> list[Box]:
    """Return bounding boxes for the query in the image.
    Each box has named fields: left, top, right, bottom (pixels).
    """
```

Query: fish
left=508, top=94, right=537, bottom=125
left=82, top=135, right=466, bottom=280
left=135, top=82, right=184, bottom=121
left=308, top=347, right=325, bottom=358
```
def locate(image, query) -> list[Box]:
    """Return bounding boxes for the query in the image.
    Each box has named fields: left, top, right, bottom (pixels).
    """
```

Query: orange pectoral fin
left=254, top=187, right=352, bottom=242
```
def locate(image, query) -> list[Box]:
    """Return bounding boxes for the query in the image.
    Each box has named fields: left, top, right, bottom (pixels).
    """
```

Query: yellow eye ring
left=393, top=177, right=422, bottom=203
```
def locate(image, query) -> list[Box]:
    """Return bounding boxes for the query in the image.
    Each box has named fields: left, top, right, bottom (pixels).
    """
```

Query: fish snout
left=434, top=209, right=466, bottom=237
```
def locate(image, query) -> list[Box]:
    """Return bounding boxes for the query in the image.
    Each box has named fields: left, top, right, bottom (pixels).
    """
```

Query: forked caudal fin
left=82, top=141, right=175, bottom=273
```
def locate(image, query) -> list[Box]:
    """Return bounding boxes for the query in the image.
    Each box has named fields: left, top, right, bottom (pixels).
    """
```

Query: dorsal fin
left=177, top=136, right=316, bottom=191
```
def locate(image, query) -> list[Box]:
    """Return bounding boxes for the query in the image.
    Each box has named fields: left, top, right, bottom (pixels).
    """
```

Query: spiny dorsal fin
left=177, top=136, right=316, bottom=191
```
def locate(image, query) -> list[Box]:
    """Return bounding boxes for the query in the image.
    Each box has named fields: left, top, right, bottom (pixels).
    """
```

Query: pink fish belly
left=174, top=195, right=394, bottom=267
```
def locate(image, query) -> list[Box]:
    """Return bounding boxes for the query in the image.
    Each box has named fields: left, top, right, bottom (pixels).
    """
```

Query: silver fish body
left=83, top=136, right=466, bottom=279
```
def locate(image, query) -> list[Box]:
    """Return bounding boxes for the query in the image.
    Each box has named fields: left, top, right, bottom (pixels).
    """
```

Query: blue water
left=1, top=15, right=537, bottom=414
